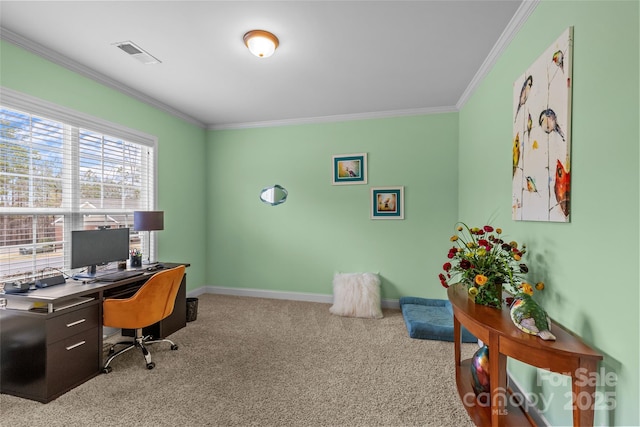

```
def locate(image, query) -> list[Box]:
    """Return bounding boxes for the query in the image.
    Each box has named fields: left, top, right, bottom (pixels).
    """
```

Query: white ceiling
left=0, top=1, right=534, bottom=129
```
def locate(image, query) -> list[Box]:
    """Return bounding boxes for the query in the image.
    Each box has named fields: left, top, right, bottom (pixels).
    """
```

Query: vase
left=470, top=344, right=490, bottom=403
left=469, top=281, right=502, bottom=309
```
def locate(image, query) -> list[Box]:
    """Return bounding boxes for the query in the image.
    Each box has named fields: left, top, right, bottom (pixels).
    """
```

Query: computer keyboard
left=98, top=270, right=145, bottom=282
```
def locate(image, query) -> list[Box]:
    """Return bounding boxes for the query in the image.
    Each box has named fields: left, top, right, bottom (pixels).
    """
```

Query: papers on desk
left=7, top=299, right=38, bottom=311
left=4, top=297, right=93, bottom=312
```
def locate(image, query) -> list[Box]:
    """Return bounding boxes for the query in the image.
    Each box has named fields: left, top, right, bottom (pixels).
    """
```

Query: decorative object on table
left=510, top=293, right=556, bottom=341
left=470, top=344, right=490, bottom=402
left=332, top=153, right=367, bottom=185
left=438, top=222, right=545, bottom=308
left=329, top=272, right=382, bottom=319
left=370, top=186, right=404, bottom=220
left=399, top=297, right=477, bottom=342
left=133, top=210, right=164, bottom=264
left=512, top=27, right=573, bottom=222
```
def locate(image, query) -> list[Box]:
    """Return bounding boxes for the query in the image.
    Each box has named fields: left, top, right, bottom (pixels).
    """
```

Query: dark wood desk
left=0, top=262, right=189, bottom=403
left=447, top=283, right=602, bottom=426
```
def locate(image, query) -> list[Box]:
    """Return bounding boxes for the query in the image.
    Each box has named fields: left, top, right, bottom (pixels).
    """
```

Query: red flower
left=443, top=262, right=452, bottom=272
left=478, top=239, right=489, bottom=248
left=484, top=225, right=494, bottom=232
left=438, top=274, right=449, bottom=288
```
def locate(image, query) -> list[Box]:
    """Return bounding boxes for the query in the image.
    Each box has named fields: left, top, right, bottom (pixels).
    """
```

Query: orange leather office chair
left=102, top=265, right=185, bottom=373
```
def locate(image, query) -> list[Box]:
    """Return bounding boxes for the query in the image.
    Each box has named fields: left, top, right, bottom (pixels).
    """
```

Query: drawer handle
left=66, top=318, right=86, bottom=327
left=66, top=340, right=86, bottom=351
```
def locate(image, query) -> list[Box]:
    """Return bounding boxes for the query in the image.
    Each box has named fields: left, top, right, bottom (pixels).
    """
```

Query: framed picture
left=512, top=27, right=573, bottom=222
left=332, top=153, right=367, bottom=185
left=371, top=186, right=404, bottom=219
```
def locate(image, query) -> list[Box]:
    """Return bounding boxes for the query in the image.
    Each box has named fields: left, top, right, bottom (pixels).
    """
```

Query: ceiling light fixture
left=243, top=30, right=279, bottom=58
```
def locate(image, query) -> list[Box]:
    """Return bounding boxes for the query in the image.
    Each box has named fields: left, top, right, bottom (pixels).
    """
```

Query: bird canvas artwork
left=512, top=27, right=573, bottom=223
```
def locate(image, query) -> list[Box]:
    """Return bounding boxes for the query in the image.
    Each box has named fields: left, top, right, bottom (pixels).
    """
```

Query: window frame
left=0, top=87, right=158, bottom=280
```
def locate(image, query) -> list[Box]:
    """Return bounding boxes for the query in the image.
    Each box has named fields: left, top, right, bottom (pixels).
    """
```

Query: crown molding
left=0, top=27, right=206, bottom=129
left=456, top=0, right=540, bottom=110
left=208, top=105, right=458, bottom=131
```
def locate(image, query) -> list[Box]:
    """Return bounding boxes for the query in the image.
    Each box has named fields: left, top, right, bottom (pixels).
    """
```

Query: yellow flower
left=450, top=235, right=458, bottom=242
left=509, top=241, right=518, bottom=248
left=457, top=226, right=463, bottom=231
left=476, top=248, right=486, bottom=257
left=514, top=254, right=521, bottom=261
left=521, top=283, right=534, bottom=295
left=536, top=282, right=545, bottom=291
left=475, top=274, right=488, bottom=286
left=496, top=228, right=502, bottom=234
left=468, top=287, right=479, bottom=297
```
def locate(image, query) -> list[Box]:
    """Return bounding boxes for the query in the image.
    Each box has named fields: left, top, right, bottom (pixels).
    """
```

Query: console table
left=447, top=283, right=602, bottom=426
left=0, top=262, right=189, bottom=403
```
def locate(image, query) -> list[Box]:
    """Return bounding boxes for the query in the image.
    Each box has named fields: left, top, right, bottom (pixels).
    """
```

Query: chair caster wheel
left=146, top=362, right=155, bottom=370
left=102, top=366, right=113, bottom=374
left=171, top=344, right=179, bottom=350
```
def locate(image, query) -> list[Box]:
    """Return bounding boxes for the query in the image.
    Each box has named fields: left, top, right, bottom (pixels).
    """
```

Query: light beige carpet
left=1, top=294, right=476, bottom=426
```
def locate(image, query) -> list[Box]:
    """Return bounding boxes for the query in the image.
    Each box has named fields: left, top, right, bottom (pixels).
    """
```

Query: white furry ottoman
left=329, top=272, right=383, bottom=319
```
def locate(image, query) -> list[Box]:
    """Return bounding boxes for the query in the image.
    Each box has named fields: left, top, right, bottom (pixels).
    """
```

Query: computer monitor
left=71, top=227, right=130, bottom=278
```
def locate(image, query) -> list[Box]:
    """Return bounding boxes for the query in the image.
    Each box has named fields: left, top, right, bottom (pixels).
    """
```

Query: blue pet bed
left=399, top=297, right=477, bottom=343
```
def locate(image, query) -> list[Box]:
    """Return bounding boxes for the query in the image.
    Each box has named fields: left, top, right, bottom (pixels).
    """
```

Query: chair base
left=102, top=328, right=178, bottom=373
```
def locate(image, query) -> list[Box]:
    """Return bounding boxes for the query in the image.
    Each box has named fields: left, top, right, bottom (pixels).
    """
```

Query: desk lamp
left=133, top=210, right=164, bottom=265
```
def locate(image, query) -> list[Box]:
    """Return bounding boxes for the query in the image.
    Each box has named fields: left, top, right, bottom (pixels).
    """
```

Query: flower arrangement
left=438, top=222, right=544, bottom=308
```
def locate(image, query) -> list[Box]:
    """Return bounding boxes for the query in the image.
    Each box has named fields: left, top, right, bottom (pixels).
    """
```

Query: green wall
left=207, top=114, right=459, bottom=301
left=459, top=1, right=639, bottom=425
left=0, top=40, right=209, bottom=291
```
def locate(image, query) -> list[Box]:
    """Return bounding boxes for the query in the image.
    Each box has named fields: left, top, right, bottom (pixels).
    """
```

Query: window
left=0, top=89, right=157, bottom=283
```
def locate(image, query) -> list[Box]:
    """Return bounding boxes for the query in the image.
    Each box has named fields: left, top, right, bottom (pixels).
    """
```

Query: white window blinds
left=0, top=89, right=156, bottom=283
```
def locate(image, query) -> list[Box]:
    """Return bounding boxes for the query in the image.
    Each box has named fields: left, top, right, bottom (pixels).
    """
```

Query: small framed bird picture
left=371, top=186, right=404, bottom=220
left=332, top=153, right=367, bottom=185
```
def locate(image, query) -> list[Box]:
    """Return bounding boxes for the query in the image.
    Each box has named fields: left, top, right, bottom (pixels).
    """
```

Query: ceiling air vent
left=114, top=41, right=161, bottom=65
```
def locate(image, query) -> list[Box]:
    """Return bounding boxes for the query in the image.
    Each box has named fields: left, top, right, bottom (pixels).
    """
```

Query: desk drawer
left=47, top=304, right=100, bottom=344
left=47, top=328, right=100, bottom=398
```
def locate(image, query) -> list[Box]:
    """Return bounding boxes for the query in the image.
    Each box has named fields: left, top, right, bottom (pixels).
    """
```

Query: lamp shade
left=133, top=211, right=164, bottom=231
left=243, top=30, right=279, bottom=58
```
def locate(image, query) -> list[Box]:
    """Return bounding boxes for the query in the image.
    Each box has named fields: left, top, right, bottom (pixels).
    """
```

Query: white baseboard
left=187, top=285, right=400, bottom=309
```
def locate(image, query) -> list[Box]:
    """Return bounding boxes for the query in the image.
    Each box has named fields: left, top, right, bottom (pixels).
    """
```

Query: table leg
left=573, top=359, right=598, bottom=426
left=489, top=334, right=508, bottom=426
left=453, top=315, right=461, bottom=366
